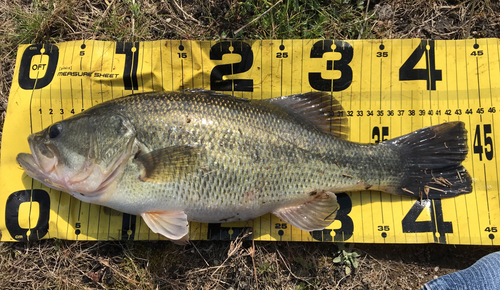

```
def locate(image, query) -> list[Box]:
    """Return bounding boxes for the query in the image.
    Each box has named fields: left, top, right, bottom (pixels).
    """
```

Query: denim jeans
left=421, top=252, right=500, bottom=290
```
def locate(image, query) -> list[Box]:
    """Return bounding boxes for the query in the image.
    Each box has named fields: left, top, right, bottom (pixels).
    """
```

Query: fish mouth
left=17, top=134, right=133, bottom=200
left=17, top=134, right=69, bottom=192
left=16, top=152, right=68, bottom=193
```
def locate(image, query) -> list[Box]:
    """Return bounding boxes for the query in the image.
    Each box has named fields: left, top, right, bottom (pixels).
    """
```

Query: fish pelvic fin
left=136, top=144, right=203, bottom=183
left=384, top=121, right=472, bottom=198
left=262, top=92, right=349, bottom=139
left=141, top=211, right=190, bottom=243
left=273, top=190, right=338, bottom=231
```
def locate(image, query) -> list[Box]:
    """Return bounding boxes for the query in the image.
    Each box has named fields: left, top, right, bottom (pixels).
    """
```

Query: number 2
left=210, top=41, right=254, bottom=92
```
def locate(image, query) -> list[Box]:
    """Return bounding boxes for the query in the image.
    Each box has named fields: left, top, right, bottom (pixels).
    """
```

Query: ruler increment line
left=8, top=39, right=500, bottom=244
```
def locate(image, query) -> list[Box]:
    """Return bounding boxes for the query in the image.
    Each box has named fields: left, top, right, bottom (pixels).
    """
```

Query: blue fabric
left=421, top=252, right=500, bottom=290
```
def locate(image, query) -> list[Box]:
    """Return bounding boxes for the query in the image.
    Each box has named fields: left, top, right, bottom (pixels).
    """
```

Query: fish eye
left=48, top=124, right=62, bottom=138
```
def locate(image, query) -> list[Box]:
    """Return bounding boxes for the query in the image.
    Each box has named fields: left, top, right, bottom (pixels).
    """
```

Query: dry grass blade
left=251, top=239, right=259, bottom=290
left=276, top=247, right=314, bottom=288
left=233, top=0, right=283, bottom=35
left=211, top=229, right=252, bottom=277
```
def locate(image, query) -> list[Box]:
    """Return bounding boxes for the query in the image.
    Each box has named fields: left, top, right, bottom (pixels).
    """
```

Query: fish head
left=17, top=112, right=136, bottom=198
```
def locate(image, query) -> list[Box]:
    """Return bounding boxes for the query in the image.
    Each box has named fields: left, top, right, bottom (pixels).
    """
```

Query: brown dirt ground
left=1, top=0, right=500, bottom=289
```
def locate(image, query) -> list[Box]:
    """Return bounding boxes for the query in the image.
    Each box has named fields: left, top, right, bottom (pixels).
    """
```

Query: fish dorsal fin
left=141, top=211, right=189, bottom=243
left=273, top=190, right=338, bottom=231
left=265, top=92, right=349, bottom=139
left=135, top=145, right=203, bottom=183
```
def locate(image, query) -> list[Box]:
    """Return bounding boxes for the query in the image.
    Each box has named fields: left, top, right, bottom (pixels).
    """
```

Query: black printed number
left=378, top=226, right=390, bottom=231
left=474, top=124, right=494, bottom=161
left=210, top=41, right=254, bottom=92
left=275, top=223, right=287, bottom=229
left=309, top=40, right=353, bottom=92
left=5, top=190, right=50, bottom=241
left=121, top=213, right=137, bottom=240
left=485, top=227, right=498, bottom=232
left=276, top=52, right=288, bottom=58
left=399, top=40, right=442, bottom=90
left=116, top=42, right=139, bottom=90
left=310, top=193, right=354, bottom=242
left=18, top=44, right=59, bottom=90
left=402, top=199, right=452, bottom=243
left=372, top=126, right=389, bottom=144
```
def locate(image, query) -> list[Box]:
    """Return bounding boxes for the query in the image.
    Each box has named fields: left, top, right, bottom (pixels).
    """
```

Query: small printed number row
left=37, top=107, right=496, bottom=116
left=344, top=107, right=496, bottom=117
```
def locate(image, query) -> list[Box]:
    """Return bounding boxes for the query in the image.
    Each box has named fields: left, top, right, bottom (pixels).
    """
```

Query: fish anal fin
left=141, top=211, right=189, bottom=243
left=273, top=190, right=338, bottom=232
left=136, top=145, right=203, bottom=183
left=264, top=92, right=349, bottom=139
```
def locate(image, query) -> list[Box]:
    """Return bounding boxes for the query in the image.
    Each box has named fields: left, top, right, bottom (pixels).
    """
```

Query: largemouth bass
left=17, top=90, right=472, bottom=243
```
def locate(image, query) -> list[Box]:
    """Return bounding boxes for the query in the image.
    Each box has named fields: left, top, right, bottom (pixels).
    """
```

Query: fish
left=16, top=90, right=472, bottom=243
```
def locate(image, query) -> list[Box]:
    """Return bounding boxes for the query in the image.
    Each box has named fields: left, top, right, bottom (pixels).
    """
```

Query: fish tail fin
left=384, top=121, right=472, bottom=198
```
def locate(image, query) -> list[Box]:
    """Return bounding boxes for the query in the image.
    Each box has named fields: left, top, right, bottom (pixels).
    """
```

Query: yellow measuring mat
left=1, top=39, right=499, bottom=245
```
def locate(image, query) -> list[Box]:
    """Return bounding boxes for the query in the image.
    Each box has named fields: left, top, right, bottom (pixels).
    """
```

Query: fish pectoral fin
left=135, top=144, right=204, bottom=183
left=141, top=211, right=189, bottom=242
left=272, top=191, right=338, bottom=232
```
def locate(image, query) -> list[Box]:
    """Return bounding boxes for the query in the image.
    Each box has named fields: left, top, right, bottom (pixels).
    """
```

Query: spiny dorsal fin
left=135, top=145, right=203, bottom=183
left=265, top=92, right=349, bottom=139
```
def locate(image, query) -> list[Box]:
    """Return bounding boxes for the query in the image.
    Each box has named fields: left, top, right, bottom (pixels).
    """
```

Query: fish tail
left=384, top=121, right=472, bottom=198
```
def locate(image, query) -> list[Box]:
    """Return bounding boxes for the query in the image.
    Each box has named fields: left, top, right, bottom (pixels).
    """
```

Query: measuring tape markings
left=485, top=38, right=500, bottom=245
left=374, top=39, right=388, bottom=244
left=0, top=40, right=430, bottom=240
left=469, top=39, right=484, bottom=245
left=3, top=39, right=500, bottom=244
left=8, top=44, right=55, bottom=242
left=467, top=38, right=492, bottom=245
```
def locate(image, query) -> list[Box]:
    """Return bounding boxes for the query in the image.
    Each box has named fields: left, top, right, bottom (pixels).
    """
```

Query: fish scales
left=90, top=92, right=400, bottom=215
left=17, top=90, right=472, bottom=242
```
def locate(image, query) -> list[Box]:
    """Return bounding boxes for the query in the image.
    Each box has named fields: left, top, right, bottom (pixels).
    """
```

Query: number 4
left=474, top=124, right=494, bottom=161
left=399, top=40, right=442, bottom=90
left=402, top=199, right=452, bottom=243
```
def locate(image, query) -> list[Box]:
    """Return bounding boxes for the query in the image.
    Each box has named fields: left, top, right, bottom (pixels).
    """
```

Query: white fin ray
left=273, top=191, right=338, bottom=231
left=141, top=211, right=189, bottom=242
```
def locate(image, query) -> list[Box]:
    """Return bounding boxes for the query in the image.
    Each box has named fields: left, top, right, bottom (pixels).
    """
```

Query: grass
left=1, top=0, right=500, bottom=289
left=1, top=238, right=498, bottom=289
